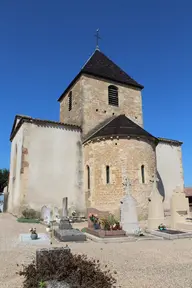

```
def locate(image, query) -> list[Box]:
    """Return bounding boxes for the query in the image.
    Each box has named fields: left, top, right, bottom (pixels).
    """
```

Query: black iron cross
left=95, top=29, right=101, bottom=50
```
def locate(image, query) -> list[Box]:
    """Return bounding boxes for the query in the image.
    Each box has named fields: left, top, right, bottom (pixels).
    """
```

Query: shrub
left=17, top=250, right=117, bottom=288
left=22, top=208, right=41, bottom=219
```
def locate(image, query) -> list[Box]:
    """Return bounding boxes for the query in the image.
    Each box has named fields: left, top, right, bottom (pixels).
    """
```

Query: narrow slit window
left=141, top=165, right=145, bottom=184
left=106, top=165, right=110, bottom=184
left=87, top=165, right=90, bottom=189
left=108, top=85, right=118, bottom=106
left=68, top=91, right=72, bottom=111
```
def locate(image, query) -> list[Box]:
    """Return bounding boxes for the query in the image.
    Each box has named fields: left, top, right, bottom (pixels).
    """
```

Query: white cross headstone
left=120, top=177, right=139, bottom=234
left=122, top=177, right=131, bottom=195
left=41, top=206, right=51, bottom=224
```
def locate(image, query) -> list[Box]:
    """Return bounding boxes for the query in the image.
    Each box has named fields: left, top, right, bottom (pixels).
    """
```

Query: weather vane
left=95, top=29, right=101, bottom=50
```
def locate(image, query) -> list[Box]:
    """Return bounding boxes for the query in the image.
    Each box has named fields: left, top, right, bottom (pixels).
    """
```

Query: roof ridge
left=83, top=115, right=116, bottom=143
left=58, top=50, right=144, bottom=102
left=83, top=114, right=158, bottom=144
left=81, top=50, right=96, bottom=70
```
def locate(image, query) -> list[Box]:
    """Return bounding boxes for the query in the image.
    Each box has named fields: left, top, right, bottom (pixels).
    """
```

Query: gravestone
left=36, top=246, right=71, bottom=269
left=54, top=198, right=86, bottom=242
left=62, top=197, right=68, bottom=218
left=36, top=247, right=73, bottom=288
left=171, top=187, right=190, bottom=229
left=148, top=173, right=164, bottom=230
left=54, top=207, right=60, bottom=221
left=120, top=178, right=139, bottom=234
left=41, top=206, right=51, bottom=224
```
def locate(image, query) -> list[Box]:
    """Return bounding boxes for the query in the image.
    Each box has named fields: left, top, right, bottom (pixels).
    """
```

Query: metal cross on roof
left=95, top=29, right=101, bottom=50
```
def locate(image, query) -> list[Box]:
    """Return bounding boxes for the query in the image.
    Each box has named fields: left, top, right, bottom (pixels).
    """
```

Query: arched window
left=106, top=165, right=110, bottom=184
left=108, top=85, right=118, bottom=106
left=87, top=165, right=90, bottom=190
left=68, top=91, right=72, bottom=111
left=141, top=165, right=145, bottom=184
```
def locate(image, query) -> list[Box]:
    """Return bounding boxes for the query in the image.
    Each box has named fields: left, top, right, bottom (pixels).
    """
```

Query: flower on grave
left=72, top=210, right=76, bottom=217
left=29, top=227, right=37, bottom=234
left=158, top=223, right=166, bottom=230
left=134, top=227, right=144, bottom=236
left=89, top=213, right=99, bottom=224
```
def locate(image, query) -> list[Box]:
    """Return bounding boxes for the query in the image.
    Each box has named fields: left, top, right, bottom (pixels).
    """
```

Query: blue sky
left=0, top=1, right=191, bottom=185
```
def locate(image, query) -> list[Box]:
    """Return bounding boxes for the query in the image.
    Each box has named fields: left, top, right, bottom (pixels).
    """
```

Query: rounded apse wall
left=84, top=137, right=157, bottom=219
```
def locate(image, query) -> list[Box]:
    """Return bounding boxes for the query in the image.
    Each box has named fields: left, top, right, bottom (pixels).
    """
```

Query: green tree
left=0, top=169, right=9, bottom=192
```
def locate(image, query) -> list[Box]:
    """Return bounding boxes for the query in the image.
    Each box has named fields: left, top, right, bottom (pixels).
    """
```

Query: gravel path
left=0, top=213, right=192, bottom=288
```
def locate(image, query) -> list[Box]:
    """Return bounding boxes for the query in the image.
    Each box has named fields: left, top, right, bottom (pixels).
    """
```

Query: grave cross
left=122, top=177, right=131, bottom=195
left=150, top=173, right=159, bottom=189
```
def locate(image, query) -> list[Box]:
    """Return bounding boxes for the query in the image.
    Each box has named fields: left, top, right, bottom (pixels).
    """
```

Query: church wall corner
left=59, top=76, right=84, bottom=127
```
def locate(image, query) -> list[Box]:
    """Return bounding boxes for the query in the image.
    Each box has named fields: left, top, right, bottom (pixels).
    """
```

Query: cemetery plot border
left=147, top=229, right=192, bottom=240
left=85, top=227, right=126, bottom=238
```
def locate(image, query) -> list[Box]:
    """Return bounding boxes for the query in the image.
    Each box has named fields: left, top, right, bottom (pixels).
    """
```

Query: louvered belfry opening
left=108, top=85, right=118, bottom=106
left=68, top=91, right=72, bottom=111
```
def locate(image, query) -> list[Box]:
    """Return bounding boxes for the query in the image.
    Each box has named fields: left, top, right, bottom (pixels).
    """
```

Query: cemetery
left=1, top=176, right=192, bottom=287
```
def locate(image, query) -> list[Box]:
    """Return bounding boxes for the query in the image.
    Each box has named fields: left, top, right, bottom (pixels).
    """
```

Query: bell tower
left=58, top=49, right=144, bottom=136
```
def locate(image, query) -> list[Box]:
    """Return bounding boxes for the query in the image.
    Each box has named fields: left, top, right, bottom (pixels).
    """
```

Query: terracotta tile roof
left=83, top=114, right=158, bottom=144
left=184, top=187, right=192, bottom=197
left=58, top=50, right=143, bottom=102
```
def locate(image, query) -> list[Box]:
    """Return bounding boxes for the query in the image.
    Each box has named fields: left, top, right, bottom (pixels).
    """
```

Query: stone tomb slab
left=147, top=229, right=192, bottom=240
left=46, top=280, right=71, bottom=288
left=158, top=229, right=185, bottom=235
left=19, top=233, right=50, bottom=245
left=54, top=229, right=86, bottom=242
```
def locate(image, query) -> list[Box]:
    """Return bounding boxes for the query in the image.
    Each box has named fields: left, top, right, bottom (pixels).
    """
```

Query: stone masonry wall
left=82, top=75, right=143, bottom=136
left=84, top=137, right=156, bottom=219
left=59, top=76, right=83, bottom=127
left=59, top=75, right=143, bottom=136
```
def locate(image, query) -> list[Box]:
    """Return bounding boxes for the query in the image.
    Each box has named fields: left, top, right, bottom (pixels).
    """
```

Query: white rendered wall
left=25, top=123, right=85, bottom=214
left=156, top=141, right=184, bottom=211
left=8, top=122, right=25, bottom=214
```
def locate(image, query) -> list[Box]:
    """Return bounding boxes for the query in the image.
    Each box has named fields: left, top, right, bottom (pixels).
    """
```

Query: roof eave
left=57, top=71, right=144, bottom=102
left=83, top=71, right=144, bottom=90
left=10, top=118, right=25, bottom=142
left=57, top=72, right=82, bottom=102
left=158, top=137, right=183, bottom=146
left=83, top=134, right=158, bottom=145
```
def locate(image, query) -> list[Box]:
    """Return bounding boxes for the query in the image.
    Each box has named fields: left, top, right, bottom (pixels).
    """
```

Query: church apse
left=83, top=137, right=156, bottom=217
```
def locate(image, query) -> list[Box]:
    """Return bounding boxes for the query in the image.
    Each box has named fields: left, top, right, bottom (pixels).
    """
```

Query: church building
left=7, top=48, right=184, bottom=218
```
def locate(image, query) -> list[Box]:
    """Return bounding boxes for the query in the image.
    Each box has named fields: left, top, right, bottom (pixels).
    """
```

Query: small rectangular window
left=87, top=165, right=90, bottom=190
left=106, top=165, right=110, bottom=184
left=68, top=91, right=72, bottom=111
left=108, top=85, right=119, bottom=107
left=141, top=165, right=145, bottom=184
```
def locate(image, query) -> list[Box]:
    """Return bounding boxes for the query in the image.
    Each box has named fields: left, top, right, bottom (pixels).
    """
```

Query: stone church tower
left=58, top=49, right=158, bottom=217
